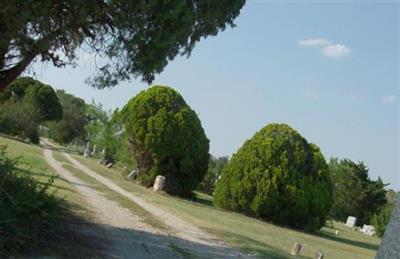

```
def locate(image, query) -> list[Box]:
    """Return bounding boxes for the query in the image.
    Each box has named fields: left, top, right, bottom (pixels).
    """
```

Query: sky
left=29, top=2, right=400, bottom=190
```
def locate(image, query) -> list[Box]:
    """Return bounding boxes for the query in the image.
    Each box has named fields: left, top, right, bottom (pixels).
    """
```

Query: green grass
left=0, top=136, right=101, bottom=257
left=73, top=154, right=382, bottom=259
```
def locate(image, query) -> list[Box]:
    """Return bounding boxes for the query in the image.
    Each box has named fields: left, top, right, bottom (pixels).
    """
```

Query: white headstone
left=361, top=224, right=375, bottom=236
left=153, top=175, right=166, bottom=192
left=91, top=144, right=97, bottom=156
left=345, top=216, right=357, bottom=228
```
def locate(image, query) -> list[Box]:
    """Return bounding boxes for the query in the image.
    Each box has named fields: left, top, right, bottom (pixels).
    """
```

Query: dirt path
left=42, top=141, right=248, bottom=258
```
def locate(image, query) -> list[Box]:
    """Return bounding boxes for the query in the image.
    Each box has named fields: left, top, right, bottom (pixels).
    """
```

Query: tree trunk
left=0, top=52, right=37, bottom=92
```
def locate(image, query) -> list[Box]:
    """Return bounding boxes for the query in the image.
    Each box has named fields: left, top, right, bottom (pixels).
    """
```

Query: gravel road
left=42, top=140, right=249, bottom=258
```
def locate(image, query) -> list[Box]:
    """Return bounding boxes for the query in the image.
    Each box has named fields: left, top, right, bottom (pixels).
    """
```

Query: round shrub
left=214, top=123, right=333, bottom=231
left=121, top=86, right=209, bottom=197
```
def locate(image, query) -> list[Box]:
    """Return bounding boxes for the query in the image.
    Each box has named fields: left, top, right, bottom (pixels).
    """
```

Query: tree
left=85, top=102, right=122, bottom=163
left=213, top=124, right=333, bottom=231
left=47, top=90, right=87, bottom=144
left=197, top=156, right=229, bottom=195
left=120, top=86, right=209, bottom=197
left=0, top=98, right=42, bottom=143
left=0, top=77, right=62, bottom=143
left=1, top=77, right=62, bottom=121
left=328, top=158, right=388, bottom=226
left=0, top=0, right=245, bottom=91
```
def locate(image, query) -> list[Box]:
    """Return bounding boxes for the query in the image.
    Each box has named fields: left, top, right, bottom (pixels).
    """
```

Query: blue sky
left=30, top=2, right=399, bottom=190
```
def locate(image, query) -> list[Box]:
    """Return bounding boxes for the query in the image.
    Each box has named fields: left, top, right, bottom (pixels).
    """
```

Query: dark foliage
left=47, top=90, right=87, bottom=144
left=328, top=158, right=388, bottom=226
left=0, top=146, right=63, bottom=255
left=197, top=156, right=229, bottom=195
left=0, top=0, right=245, bottom=90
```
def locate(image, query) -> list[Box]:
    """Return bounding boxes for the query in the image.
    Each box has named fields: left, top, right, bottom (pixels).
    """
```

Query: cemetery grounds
left=0, top=136, right=382, bottom=258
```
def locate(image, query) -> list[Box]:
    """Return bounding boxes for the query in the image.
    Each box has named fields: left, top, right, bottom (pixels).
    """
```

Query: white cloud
left=382, top=95, right=396, bottom=103
left=323, top=44, right=351, bottom=59
left=298, top=38, right=331, bottom=47
left=299, top=38, right=351, bottom=59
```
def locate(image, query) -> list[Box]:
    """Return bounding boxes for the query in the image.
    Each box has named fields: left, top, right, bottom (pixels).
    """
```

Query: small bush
left=214, top=124, right=333, bottom=231
left=0, top=146, right=63, bottom=255
left=371, top=200, right=396, bottom=237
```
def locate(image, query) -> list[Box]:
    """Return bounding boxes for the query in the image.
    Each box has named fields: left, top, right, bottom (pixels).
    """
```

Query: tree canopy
left=0, top=77, right=62, bottom=143
left=0, top=0, right=245, bottom=90
left=214, top=124, right=333, bottom=231
left=328, top=158, right=388, bottom=226
left=47, top=90, right=87, bottom=144
left=121, top=86, right=209, bottom=197
left=1, top=77, right=62, bottom=121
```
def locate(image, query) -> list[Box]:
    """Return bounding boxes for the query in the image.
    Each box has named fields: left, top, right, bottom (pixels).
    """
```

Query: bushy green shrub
left=121, top=86, right=209, bottom=197
left=0, top=146, right=62, bottom=255
left=214, top=124, right=333, bottom=231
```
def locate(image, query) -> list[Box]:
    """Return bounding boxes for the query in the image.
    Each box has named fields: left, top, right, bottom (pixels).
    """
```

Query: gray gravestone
left=290, top=242, right=302, bottom=256
left=315, top=251, right=324, bottom=259
left=153, top=175, right=166, bottom=192
left=376, top=194, right=400, bottom=258
left=127, top=170, right=137, bottom=180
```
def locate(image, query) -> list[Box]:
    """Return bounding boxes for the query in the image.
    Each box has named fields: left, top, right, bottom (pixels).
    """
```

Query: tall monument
left=375, top=194, right=400, bottom=258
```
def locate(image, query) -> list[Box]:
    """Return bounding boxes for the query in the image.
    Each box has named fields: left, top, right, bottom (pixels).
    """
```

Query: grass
left=0, top=136, right=102, bottom=257
left=72, top=154, right=382, bottom=259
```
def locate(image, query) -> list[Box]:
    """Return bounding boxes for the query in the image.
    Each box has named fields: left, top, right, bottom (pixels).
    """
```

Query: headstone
left=127, top=170, right=137, bottom=180
left=315, top=251, right=324, bottom=259
left=290, top=242, right=302, bottom=256
left=106, top=163, right=113, bottom=168
left=83, top=141, right=90, bottom=157
left=335, top=230, right=339, bottom=235
left=345, top=216, right=357, bottom=228
left=83, top=149, right=90, bottom=158
left=153, top=175, right=166, bottom=192
left=361, top=224, right=375, bottom=236
left=376, top=194, right=400, bottom=258
left=91, top=144, right=97, bottom=156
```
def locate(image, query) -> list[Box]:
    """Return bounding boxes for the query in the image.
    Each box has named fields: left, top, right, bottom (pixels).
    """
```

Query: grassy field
left=72, top=154, right=381, bottom=259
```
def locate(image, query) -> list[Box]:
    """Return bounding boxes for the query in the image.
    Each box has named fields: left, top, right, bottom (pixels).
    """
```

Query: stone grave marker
left=345, top=216, right=357, bottom=228
left=153, top=175, right=166, bottom=192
